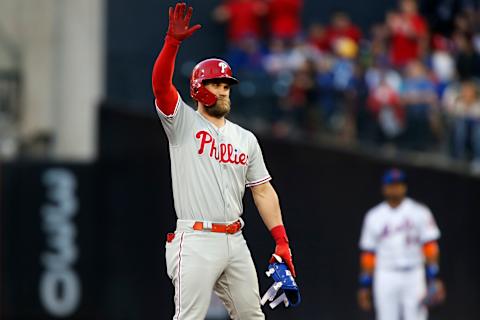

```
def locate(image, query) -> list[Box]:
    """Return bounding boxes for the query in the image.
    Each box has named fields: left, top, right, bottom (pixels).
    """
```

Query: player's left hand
left=167, top=2, right=202, bottom=42
left=424, top=279, right=446, bottom=307
left=270, top=243, right=296, bottom=277
left=357, top=288, right=372, bottom=311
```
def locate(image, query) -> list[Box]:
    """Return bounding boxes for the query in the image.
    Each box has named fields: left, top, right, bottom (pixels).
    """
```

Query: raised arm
left=152, top=3, right=201, bottom=115
left=251, top=182, right=296, bottom=277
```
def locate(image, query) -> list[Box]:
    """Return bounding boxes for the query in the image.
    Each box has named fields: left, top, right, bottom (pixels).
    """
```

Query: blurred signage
left=0, top=163, right=96, bottom=319
left=39, top=168, right=81, bottom=317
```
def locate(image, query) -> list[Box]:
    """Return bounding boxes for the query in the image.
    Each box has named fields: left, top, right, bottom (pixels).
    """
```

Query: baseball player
left=357, top=169, right=446, bottom=320
left=151, top=3, right=296, bottom=319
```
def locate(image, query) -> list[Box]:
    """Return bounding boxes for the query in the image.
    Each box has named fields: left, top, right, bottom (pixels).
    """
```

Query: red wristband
left=270, top=225, right=289, bottom=245
left=164, top=34, right=182, bottom=46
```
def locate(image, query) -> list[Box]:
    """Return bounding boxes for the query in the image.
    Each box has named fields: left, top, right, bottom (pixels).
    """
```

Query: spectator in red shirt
left=267, top=0, right=303, bottom=40
left=308, top=23, right=330, bottom=52
left=214, top=0, right=268, bottom=43
left=387, top=0, right=428, bottom=68
left=325, top=11, right=362, bottom=52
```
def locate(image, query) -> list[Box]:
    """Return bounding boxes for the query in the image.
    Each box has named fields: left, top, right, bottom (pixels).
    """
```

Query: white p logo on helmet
left=219, top=62, right=228, bottom=74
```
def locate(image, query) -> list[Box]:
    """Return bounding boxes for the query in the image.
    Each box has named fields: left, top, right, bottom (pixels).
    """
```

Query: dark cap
left=382, top=168, right=406, bottom=185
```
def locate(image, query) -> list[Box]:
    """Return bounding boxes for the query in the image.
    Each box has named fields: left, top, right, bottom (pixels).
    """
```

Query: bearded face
left=202, top=80, right=233, bottom=118
left=205, top=95, right=231, bottom=118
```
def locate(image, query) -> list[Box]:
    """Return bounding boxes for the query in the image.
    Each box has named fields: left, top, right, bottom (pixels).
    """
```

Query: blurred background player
left=151, top=3, right=296, bottom=319
left=357, top=168, right=446, bottom=320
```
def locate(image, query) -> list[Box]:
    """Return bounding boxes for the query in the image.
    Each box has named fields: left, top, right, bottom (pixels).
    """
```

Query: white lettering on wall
left=39, top=168, right=80, bottom=317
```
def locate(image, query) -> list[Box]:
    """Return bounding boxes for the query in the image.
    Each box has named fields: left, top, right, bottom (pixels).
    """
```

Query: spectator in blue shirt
left=400, top=60, right=439, bottom=150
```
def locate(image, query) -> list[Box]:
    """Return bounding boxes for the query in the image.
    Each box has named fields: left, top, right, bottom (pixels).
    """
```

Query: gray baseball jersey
left=156, top=93, right=271, bottom=222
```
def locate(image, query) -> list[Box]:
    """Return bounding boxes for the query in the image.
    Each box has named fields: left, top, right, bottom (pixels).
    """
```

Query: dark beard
left=205, top=97, right=231, bottom=118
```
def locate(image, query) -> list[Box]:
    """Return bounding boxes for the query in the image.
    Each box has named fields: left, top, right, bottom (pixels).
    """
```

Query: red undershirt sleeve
left=152, top=35, right=181, bottom=116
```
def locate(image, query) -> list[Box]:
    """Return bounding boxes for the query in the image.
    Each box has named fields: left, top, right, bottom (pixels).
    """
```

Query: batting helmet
left=190, top=58, right=239, bottom=107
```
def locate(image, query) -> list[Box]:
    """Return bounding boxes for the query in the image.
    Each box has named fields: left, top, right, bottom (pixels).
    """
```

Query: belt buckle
left=226, top=221, right=240, bottom=234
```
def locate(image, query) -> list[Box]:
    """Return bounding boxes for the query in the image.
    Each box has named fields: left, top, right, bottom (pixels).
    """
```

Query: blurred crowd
left=213, top=0, right=480, bottom=171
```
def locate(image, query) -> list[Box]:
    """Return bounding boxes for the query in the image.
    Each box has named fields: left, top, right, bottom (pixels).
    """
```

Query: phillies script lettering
left=196, top=130, right=248, bottom=165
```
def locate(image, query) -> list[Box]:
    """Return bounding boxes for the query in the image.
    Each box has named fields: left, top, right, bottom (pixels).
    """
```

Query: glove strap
left=260, top=282, right=282, bottom=306
left=270, top=225, right=289, bottom=244
left=269, top=292, right=289, bottom=309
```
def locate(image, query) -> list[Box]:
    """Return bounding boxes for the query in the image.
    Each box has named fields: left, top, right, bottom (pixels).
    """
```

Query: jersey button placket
left=217, top=132, right=229, bottom=219
left=225, top=182, right=230, bottom=209
left=225, top=184, right=231, bottom=209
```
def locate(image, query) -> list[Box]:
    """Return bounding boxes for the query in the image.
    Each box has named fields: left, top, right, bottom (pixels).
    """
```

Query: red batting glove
left=167, top=2, right=202, bottom=42
left=270, top=225, right=296, bottom=277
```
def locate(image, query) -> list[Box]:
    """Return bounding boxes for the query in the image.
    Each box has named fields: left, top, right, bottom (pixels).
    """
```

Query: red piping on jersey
left=174, top=232, right=185, bottom=320
left=152, top=35, right=181, bottom=116
left=155, top=94, right=180, bottom=119
left=246, top=175, right=272, bottom=188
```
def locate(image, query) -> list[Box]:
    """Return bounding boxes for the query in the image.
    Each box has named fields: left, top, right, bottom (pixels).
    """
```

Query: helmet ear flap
left=190, top=80, right=217, bottom=107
